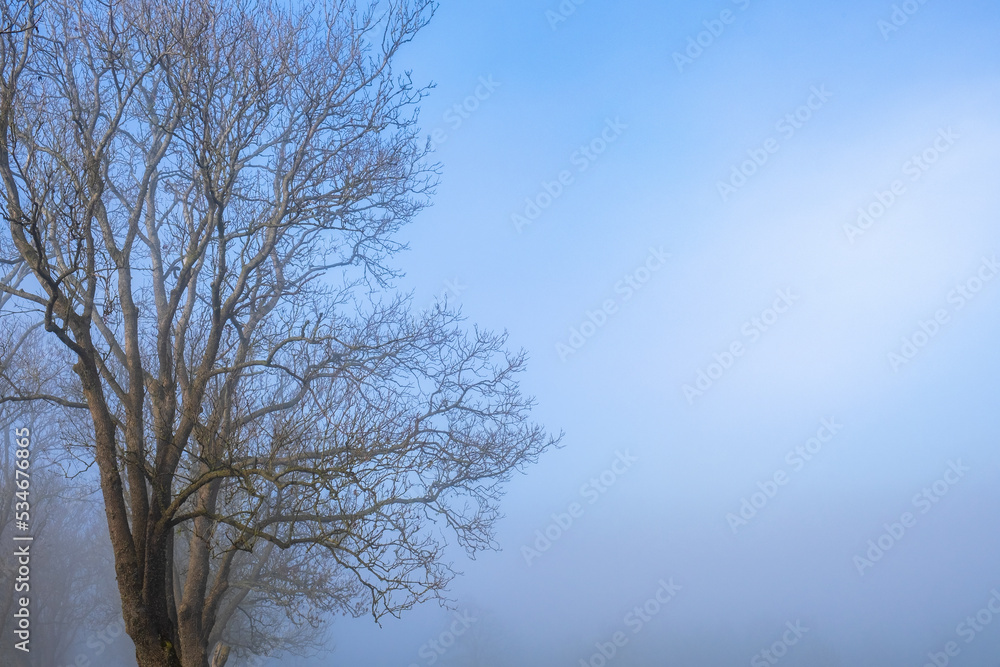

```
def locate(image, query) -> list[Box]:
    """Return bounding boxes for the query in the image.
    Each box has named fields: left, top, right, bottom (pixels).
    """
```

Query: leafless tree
left=0, top=1, right=557, bottom=665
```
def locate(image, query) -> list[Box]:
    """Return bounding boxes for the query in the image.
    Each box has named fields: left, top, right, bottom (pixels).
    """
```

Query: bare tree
left=0, top=1, right=557, bottom=666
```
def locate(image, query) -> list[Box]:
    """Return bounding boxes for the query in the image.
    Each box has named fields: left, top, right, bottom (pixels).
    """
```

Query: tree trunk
left=211, top=643, right=231, bottom=667
left=76, top=353, right=182, bottom=667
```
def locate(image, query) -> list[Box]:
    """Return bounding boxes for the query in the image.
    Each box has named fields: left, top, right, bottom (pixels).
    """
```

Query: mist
left=3, top=0, right=1000, bottom=666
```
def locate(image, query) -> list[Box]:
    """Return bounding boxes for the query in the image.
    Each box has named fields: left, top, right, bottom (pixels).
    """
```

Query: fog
left=303, top=0, right=1000, bottom=665
left=4, top=0, right=1000, bottom=665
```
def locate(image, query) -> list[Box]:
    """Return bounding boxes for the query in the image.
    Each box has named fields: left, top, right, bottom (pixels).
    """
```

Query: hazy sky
left=274, top=1, right=1000, bottom=665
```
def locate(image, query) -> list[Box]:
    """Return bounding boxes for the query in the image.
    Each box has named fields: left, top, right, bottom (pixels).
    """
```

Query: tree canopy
left=0, top=1, right=556, bottom=665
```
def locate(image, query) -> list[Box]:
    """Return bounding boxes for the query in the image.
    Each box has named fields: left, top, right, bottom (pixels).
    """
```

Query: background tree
left=0, top=1, right=557, bottom=665
left=0, top=350, right=128, bottom=667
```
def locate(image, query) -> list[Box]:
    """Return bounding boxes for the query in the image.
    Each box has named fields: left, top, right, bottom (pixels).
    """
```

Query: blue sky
left=278, top=1, right=1000, bottom=665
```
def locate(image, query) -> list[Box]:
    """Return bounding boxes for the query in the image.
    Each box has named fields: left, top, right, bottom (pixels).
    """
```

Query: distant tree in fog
left=0, top=404, right=124, bottom=666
